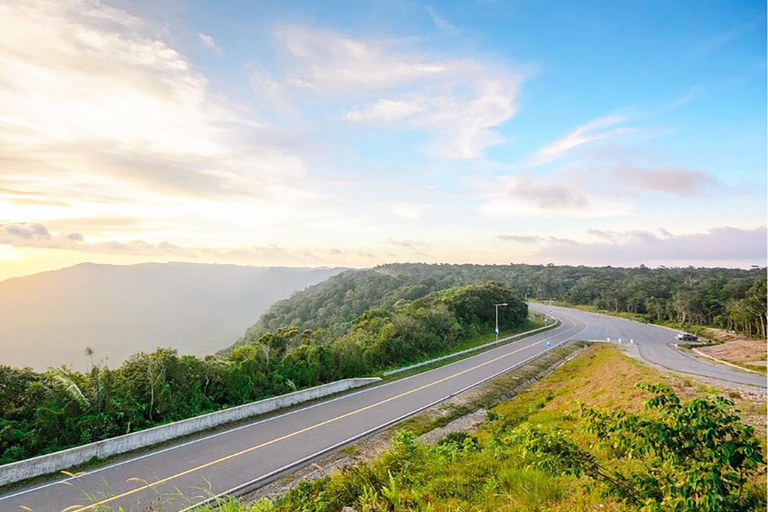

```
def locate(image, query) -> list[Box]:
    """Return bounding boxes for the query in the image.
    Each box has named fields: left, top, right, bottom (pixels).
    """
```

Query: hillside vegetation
left=228, top=344, right=766, bottom=512
left=0, top=282, right=526, bottom=465
left=233, top=263, right=767, bottom=352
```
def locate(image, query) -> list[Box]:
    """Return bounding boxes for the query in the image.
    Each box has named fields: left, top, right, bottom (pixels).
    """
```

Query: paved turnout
left=2, top=306, right=763, bottom=511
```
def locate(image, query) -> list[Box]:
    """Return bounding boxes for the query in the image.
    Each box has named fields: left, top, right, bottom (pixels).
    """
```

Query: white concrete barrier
left=0, top=377, right=380, bottom=487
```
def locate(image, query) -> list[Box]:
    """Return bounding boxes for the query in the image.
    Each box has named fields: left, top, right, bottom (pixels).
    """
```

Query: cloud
left=496, top=235, right=576, bottom=245
left=274, top=26, right=532, bottom=159
left=426, top=6, right=459, bottom=34
left=199, top=33, right=221, bottom=53
left=346, top=100, right=427, bottom=123
left=475, top=160, right=723, bottom=221
left=1, top=222, right=52, bottom=242
left=387, top=238, right=431, bottom=251
left=539, top=226, right=767, bottom=266
left=0, top=222, right=196, bottom=257
left=532, top=115, right=635, bottom=164
left=0, top=1, right=311, bottom=198
left=585, top=229, right=617, bottom=242
left=248, top=62, right=296, bottom=114
left=0, top=221, right=382, bottom=265
left=688, top=17, right=763, bottom=57
left=608, top=165, right=720, bottom=197
left=387, top=202, right=429, bottom=220
left=0, top=0, right=334, bottom=247
left=496, top=235, right=541, bottom=244
left=475, top=173, right=633, bottom=219
left=276, top=26, right=449, bottom=94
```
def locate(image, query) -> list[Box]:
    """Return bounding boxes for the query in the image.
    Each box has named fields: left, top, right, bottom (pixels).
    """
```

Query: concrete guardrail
left=0, top=377, right=380, bottom=487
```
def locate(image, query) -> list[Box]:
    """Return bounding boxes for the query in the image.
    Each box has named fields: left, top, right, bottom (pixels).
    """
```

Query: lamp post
left=494, top=303, right=508, bottom=341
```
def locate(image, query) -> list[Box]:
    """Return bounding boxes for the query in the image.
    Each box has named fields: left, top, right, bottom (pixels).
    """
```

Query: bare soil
left=698, top=329, right=767, bottom=369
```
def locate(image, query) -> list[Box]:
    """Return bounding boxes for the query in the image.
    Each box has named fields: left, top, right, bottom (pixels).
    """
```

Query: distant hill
left=0, top=262, right=345, bottom=370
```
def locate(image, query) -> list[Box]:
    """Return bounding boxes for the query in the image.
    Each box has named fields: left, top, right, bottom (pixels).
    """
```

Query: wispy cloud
left=532, top=115, right=635, bottom=164
left=475, top=172, right=633, bottom=219
left=426, top=6, right=460, bottom=34
left=386, top=202, right=430, bottom=220
left=387, top=238, right=432, bottom=251
left=276, top=26, right=449, bottom=94
left=688, top=17, right=764, bottom=57
left=474, top=159, right=727, bottom=221
left=273, top=26, right=533, bottom=159
left=346, top=100, right=427, bottom=124
left=199, top=33, right=222, bottom=53
left=608, top=165, right=721, bottom=197
left=496, top=235, right=576, bottom=245
left=247, top=62, right=296, bottom=114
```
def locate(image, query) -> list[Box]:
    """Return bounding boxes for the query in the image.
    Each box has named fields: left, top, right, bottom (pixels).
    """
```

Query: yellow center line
left=67, top=330, right=563, bottom=512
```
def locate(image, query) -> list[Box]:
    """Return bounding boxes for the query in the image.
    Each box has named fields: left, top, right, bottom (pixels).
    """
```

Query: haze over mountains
left=0, top=262, right=344, bottom=371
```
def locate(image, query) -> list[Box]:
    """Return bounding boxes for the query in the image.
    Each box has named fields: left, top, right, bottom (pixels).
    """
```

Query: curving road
left=1, top=306, right=763, bottom=511
left=530, top=304, right=766, bottom=388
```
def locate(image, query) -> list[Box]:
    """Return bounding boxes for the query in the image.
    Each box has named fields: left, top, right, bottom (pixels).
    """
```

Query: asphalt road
left=2, top=306, right=763, bottom=511
left=530, top=304, right=766, bottom=388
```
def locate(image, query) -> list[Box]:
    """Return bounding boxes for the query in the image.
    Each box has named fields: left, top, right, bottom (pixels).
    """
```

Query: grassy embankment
left=196, top=343, right=766, bottom=512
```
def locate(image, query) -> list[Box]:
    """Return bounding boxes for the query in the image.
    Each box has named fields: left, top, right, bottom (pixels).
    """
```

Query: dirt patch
left=697, top=333, right=767, bottom=369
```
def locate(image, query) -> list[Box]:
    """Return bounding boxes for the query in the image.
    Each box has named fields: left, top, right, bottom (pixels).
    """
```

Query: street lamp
left=494, top=303, right=508, bottom=341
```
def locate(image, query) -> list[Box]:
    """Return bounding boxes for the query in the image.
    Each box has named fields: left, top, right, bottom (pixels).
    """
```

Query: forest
left=0, top=281, right=525, bottom=464
left=237, top=263, right=767, bottom=346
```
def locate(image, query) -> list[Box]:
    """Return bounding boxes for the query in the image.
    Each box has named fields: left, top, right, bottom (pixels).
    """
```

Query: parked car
left=676, top=333, right=698, bottom=341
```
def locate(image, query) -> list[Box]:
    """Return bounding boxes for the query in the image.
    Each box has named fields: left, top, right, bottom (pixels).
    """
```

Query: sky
left=0, top=0, right=765, bottom=281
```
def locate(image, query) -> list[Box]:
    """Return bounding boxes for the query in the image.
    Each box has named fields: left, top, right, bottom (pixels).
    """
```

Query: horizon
left=0, top=0, right=765, bottom=282
left=2, top=259, right=765, bottom=286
